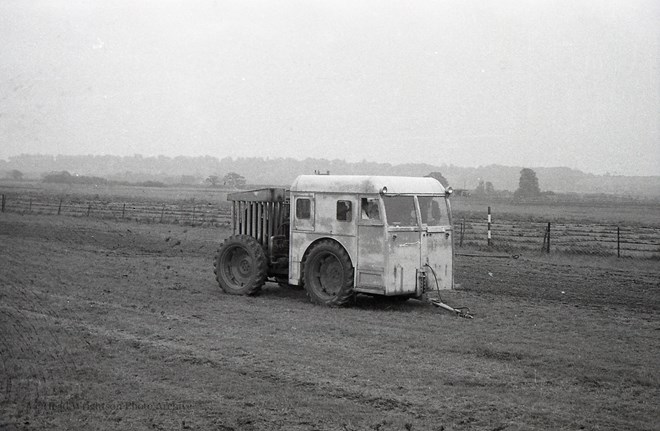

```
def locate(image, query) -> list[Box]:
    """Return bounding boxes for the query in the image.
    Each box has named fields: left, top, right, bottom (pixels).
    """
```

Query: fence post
left=546, top=222, right=551, bottom=253
left=617, top=226, right=620, bottom=258
left=487, top=206, right=492, bottom=246
left=87, top=204, right=91, bottom=217
left=542, top=230, right=547, bottom=252
left=192, top=206, right=196, bottom=225
left=58, top=198, right=62, bottom=215
left=459, top=219, right=464, bottom=247
left=122, top=203, right=126, bottom=219
left=2, top=194, right=6, bottom=212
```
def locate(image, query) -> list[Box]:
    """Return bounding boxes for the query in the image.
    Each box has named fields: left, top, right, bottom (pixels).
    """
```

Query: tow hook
left=423, top=263, right=474, bottom=319
left=428, top=298, right=474, bottom=319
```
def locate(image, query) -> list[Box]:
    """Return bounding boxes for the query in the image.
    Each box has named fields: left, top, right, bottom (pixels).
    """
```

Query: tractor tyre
left=214, top=235, right=267, bottom=296
left=303, top=240, right=354, bottom=306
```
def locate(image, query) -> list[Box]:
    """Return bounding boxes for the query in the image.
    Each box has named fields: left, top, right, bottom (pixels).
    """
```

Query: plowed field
left=1, top=214, right=658, bottom=430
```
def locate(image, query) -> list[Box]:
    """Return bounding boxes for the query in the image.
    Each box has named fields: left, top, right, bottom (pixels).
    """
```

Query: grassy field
left=1, top=213, right=658, bottom=430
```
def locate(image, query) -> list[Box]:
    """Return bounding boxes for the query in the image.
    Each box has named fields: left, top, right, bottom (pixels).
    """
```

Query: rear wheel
left=214, top=235, right=267, bottom=295
left=303, top=240, right=354, bottom=306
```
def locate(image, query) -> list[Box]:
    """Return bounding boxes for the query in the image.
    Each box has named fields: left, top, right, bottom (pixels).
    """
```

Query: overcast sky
left=1, top=0, right=658, bottom=175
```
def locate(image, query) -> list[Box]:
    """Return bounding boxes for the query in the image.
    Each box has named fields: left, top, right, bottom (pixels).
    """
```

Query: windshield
left=417, top=196, right=448, bottom=226
left=382, top=196, right=417, bottom=226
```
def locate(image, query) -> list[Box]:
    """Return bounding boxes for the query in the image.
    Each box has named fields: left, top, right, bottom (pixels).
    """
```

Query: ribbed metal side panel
left=230, top=200, right=288, bottom=249
left=257, top=203, right=263, bottom=244
left=232, top=201, right=236, bottom=235
left=270, top=203, right=275, bottom=236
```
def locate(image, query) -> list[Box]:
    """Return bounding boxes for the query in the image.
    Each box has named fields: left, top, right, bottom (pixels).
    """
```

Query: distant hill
left=1, top=154, right=659, bottom=197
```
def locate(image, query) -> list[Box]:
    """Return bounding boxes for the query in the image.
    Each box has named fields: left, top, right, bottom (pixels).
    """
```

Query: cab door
left=418, top=195, right=453, bottom=290
left=289, top=193, right=315, bottom=284
left=356, top=196, right=387, bottom=294
left=382, top=195, right=421, bottom=295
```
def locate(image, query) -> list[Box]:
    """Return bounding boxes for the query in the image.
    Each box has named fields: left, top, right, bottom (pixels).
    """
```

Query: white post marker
left=487, top=206, right=492, bottom=246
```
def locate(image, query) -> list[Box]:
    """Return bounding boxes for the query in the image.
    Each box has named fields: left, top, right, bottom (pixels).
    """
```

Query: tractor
left=213, top=175, right=454, bottom=306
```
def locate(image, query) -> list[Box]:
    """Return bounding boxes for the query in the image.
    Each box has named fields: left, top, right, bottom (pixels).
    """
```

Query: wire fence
left=455, top=218, right=660, bottom=259
left=2, top=192, right=659, bottom=259
left=0, top=192, right=232, bottom=227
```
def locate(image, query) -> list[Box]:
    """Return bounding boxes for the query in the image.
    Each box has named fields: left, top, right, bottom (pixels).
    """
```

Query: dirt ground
left=1, top=214, right=658, bottom=431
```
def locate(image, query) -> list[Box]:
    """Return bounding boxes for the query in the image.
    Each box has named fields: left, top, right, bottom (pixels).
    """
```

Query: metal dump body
left=227, top=188, right=289, bottom=249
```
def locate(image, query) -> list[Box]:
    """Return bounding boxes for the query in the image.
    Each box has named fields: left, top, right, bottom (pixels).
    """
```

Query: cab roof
left=290, top=175, right=445, bottom=195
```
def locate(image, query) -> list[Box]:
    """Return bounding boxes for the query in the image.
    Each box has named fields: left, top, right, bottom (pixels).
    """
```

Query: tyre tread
left=213, top=234, right=267, bottom=296
left=303, top=240, right=354, bottom=306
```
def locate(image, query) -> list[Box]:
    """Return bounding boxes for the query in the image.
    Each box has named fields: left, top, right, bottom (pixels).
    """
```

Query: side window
left=360, top=198, right=380, bottom=221
left=296, top=198, right=311, bottom=219
left=336, top=200, right=352, bottom=222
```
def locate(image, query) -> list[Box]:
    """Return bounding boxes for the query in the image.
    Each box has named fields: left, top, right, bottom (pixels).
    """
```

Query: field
left=1, top=204, right=659, bottom=430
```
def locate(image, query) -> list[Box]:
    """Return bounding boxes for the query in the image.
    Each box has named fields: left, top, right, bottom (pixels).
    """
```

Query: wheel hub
left=224, top=247, right=253, bottom=286
left=238, top=257, right=251, bottom=274
left=318, top=256, right=342, bottom=296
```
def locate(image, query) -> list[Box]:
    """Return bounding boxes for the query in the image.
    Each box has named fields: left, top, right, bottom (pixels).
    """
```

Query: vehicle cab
left=289, top=175, right=453, bottom=298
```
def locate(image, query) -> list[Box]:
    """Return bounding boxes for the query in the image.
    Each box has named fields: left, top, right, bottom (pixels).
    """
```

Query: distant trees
left=425, top=172, right=449, bottom=188
left=6, top=169, right=23, bottom=180
left=514, top=168, right=541, bottom=200
left=205, top=175, right=221, bottom=187
left=485, top=181, right=495, bottom=195
left=205, top=173, right=246, bottom=188
left=42, top=171, right=107, bottom=185
left=223, top=172, right=246, bottom=189
left=474, top=180, right=496, bottom=197
left=42, top=171, right=73, bottom=183
left=178, top=175, right=199, bottom=185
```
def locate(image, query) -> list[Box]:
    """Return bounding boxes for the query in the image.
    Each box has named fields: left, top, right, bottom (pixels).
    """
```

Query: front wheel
left=214, top=235, right=267, bottom=295
left=303, top=240, right=354, bottom=306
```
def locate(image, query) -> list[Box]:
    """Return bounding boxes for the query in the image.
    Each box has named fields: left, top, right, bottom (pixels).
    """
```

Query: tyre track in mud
left=7, top=278, right=635, bottom=431
left=0, top=285, right=84, bottom=414
left=63, top=310, right=421, bottom=416
left=0, top=221, right=433, bottom=430
left=0, top=215, right=221, bottom=260
left=2, top=297, right=436, bottom=430
left=456, top=254, right=660, bottom=312
left=4, top=279, right=433, bottom=410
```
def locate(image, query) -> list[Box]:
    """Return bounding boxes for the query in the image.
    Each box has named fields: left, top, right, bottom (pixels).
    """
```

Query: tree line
left=3, top=154, right=659, bottom=198
left=10, top=166, right=542, bottom=200
left=427, top=168, right=545, bottom=200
